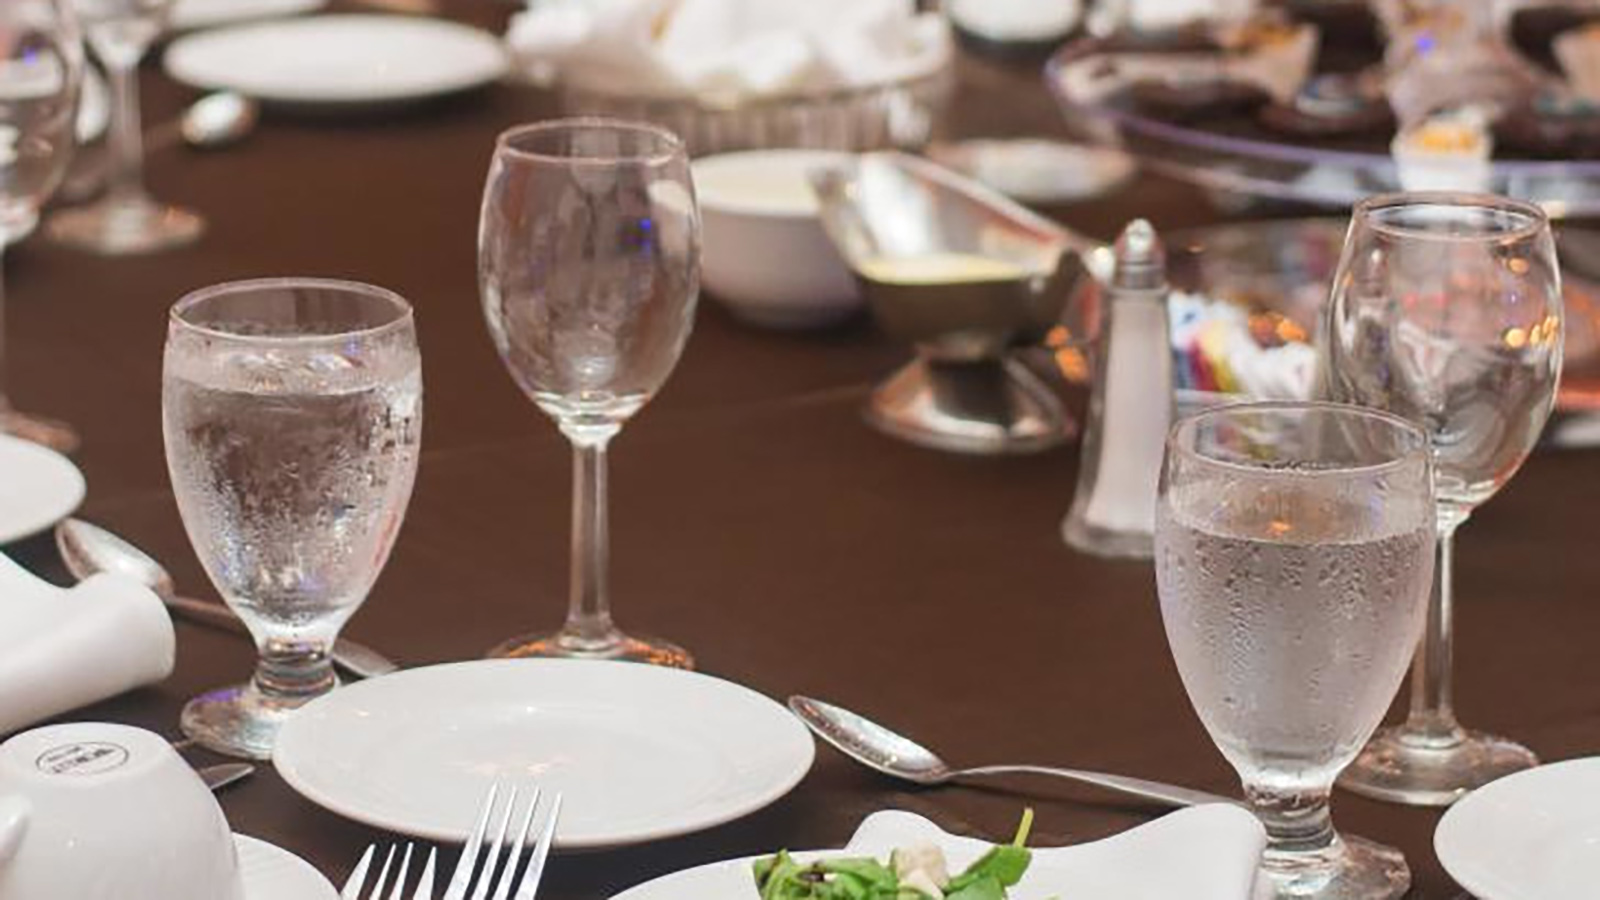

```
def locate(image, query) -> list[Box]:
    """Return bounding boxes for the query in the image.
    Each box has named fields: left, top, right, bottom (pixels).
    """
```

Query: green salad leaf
left=750, top=809, right=1036, bottom=900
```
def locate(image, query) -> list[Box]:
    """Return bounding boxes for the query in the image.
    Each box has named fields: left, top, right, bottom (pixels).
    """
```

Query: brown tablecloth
left=10, top=8, right=1600, bottom=897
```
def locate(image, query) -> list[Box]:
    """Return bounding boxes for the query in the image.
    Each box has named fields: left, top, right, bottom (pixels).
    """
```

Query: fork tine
left=369, top=845, right=398, bottom=900
left=413, top=847, right=438, bottom=900
left=341, top=844, right=376, bottom=900
left=490, top=789, right=541, bottom=900
left=386, top=844, right=415, bottom=900
left=512, top=794, right=561, bottom=900
left=469, top=787, right=519, bottom=900
left=443, top=784, right=500, bottom=900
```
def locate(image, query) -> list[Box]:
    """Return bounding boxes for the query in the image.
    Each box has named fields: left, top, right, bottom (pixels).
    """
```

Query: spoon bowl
left=57, top=518, right=177, bottom=598
left=181, top=92, right=259, bottom=149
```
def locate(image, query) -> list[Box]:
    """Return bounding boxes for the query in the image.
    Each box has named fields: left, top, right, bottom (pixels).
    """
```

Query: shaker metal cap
left=1111, top=219, right=1166, bottom=292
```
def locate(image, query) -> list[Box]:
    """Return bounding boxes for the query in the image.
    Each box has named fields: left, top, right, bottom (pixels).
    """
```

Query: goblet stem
left=1401, top=512, right=1467, bottom=746
left=560, top=426, right=622, bottom=652
left=1246, top=783, right=1335, bottom=856
left=252, top=636, right=338, bottom=708
left=104, top=57, right=146, bottom=203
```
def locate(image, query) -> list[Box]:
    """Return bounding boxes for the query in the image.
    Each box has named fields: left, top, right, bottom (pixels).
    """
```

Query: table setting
left=0, top=0, right=1598, bottom=897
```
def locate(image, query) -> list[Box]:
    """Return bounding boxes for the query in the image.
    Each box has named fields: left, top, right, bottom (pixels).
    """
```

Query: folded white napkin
left=0, top=553, right=174, bottom=735
left=505, top=0, right=951, bottom=104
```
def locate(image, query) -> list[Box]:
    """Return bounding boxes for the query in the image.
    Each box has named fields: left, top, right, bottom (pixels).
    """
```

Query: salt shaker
left=1061, top=219, right=1173, bottom=559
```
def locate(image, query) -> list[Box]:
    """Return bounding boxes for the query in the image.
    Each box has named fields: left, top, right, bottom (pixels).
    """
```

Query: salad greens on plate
left=752, top=809, right=1037, bottom=900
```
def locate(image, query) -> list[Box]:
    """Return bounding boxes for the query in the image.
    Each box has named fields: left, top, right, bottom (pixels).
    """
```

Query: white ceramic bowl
left=692, top=149, right=862, bottom=329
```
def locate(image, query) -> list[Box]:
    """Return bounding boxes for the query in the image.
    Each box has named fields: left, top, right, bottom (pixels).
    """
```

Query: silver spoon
left=199, top=762, right=255, bottom=793
left=60, top=92, right=260, bottom=202
left=789, top=695, right=1235, bottom=809
left=55, top=518, right=399, bottom=681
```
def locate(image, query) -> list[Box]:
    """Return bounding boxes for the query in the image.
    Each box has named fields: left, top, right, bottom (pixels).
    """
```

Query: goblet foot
left=487, top=629, right=694, bottom=669
left=0, top=409, right=78, bottom=454
left=1337, top=725, right=1538, bottom=807
left=1259, top=833, right=1409, bottom=900
left=181, top=680, right=332, bottom=760
left=49, top=194, right=204, bottom=255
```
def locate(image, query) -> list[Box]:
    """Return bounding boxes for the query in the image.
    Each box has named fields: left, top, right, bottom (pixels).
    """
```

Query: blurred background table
left=8, top=2, right=1599, bottom=896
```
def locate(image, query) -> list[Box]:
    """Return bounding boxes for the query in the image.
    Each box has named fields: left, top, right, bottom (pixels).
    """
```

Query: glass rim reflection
left=493, top=117, right=686, bottom=168
left=169, top=276, right=415, bottom=346
left=1168, top=400, right=1432, bottom=479
left=1354, top=191, right=1548, bottom=244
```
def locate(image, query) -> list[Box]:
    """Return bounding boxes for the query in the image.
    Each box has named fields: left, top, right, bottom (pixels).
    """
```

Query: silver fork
left=342, top=786, right=562, bottom=900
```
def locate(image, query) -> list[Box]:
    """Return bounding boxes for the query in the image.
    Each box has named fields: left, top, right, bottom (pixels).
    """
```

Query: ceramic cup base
left=49, top=195, right=204, bottom=255
left=0, top=409, right=78, bottom=454
left=1337, top=725, right=1539, bottom=807
left=1259, top=833, right=1409, bottom=900
left=487, top=630, right=694, bottom=670
left=181, top=681, right=328, bottom=760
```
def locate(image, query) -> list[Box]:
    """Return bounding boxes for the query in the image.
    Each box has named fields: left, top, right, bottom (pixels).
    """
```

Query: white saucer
left=238, top=834, right=336, bottom=900
left=162, top=14, right=507, bottom=106
left=612, top=807, right=1265, bottom=900
left=1436, top=757, right=1600, bottom=899
left=170, top=0, right=326, bottom=32
left=0, top=435, right=84, bottom=543
left=273, top=660, right=815, bottom=850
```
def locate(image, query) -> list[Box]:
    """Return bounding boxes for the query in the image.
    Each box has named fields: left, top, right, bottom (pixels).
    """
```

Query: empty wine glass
left=48, top=0, right=202, bottom=254
left=1156, top=401, right=1436, bottom=899
left=165, top=279, right=423, bottom=759
left=0, top=0, right=84, bottom=452
left=478, top=118, right=700, bottom=668
left=1324, top=192, right=1562, bottom=806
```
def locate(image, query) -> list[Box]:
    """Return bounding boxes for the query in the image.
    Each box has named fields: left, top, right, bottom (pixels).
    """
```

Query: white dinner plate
left=238, top=834, right=337, bottom=900
left=273, top=660, right=815, bottom=850
left=612, top=807, right=1266, bottom=900
left=162, top=15, right=508, bottom=106
left=1435, top=757, right=1600, bottom=899
left=0, top=435, right=84, bottom=543
left=169, top=0, right=326, bottom=32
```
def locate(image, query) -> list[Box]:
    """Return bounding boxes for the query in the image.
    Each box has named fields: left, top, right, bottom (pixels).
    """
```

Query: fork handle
left=954, top=764, right=1237, bottom=809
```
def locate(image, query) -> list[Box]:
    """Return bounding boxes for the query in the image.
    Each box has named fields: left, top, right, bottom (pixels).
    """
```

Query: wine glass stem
left=1402, top=511, right=1468, bottom=745
left=1244, top=783, right=1335, bottom=856
left=104, top=57, right=146, bottom=204
left=563, top=429, right=620, bottom=649
left=251, top=637, right=336, bottom=708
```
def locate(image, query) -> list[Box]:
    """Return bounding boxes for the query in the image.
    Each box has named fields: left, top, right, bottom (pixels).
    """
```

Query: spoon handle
left=955, top=764, right=1236, bottom=809
left=165, top=595, right=399, bottom=680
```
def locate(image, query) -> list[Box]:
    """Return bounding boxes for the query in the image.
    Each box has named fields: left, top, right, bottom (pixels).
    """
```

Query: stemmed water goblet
left=1323, top=192, right=1563, bottom=806
left=1156, top=401, right=1436, bottom=899
left=478, top=118, right=700, bottom=668
left=0, top=0, right=85, bottom=452
left=49, top=0, right=202, bottom=254
left=164, top=278, right=423, bottom=759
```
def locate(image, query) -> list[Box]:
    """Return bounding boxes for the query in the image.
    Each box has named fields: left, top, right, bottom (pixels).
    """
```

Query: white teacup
left=0, top=722, right=244, bottom=900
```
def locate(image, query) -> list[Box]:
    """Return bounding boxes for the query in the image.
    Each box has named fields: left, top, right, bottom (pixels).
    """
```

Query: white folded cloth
left=0, top=553, right=174, bottom=735
left=505, top=0, right=951, bottom=104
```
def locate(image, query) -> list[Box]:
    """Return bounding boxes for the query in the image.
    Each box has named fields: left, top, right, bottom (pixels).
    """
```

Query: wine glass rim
left=1168, top=400, right=1431, bottom=477
left=493, top=117, right=686, bottom=167
left=169, top=277, right=415, bottom=344
left=1354, top=191, right=1548, bottom=242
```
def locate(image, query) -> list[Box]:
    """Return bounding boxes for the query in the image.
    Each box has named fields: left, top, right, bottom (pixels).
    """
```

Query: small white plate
left=273, top=660, right=815, bottom=850
left=612, top=806, right=1266, bottom=900
left=239, top=834, right=337, bottom=900
left=1436, top=757, right=1600, bottom=899
left=162, top=15, right=507, bottom=106
left=927, top=139, right=1137, bottom=205
left=0, top=435, right=84, bottom=544
left=170, top=0, right=326, bottom=32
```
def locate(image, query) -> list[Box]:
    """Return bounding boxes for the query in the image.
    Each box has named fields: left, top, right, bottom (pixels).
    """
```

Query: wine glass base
left=180, top=681, right=328, bottom=761
left=0, top=409, right=78, bottom=454
left=486, top=630, right=694, bottom=669
left=1259, top=833, right=1409, bottom=900
left=1337, top=725, right=1538, bottom=806
left=48, top=196, right=204, bottom=256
